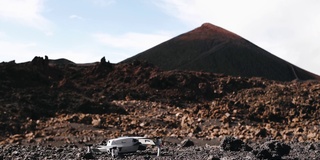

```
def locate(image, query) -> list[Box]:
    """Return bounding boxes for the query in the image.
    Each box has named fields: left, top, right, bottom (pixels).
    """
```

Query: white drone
left=86, top=136, right=162, bottom=158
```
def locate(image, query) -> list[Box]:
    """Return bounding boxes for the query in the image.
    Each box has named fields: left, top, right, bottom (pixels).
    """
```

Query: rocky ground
left=0, top=57, right=319, bottom=159
left=0, top=137, right=319, bottom=159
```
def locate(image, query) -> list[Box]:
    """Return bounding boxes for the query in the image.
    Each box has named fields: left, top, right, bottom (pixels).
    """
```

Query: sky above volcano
left=0, top=0, right=320, bottom=74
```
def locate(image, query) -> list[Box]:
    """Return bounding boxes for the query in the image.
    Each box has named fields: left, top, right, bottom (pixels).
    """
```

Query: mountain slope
left=123, top=23, right=320, bottom=81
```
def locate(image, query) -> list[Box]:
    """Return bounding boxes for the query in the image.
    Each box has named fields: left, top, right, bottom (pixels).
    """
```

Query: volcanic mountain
left=123, top=23, right=320, bottom=81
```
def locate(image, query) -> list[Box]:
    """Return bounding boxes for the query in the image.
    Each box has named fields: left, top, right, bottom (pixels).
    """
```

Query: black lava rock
left=220, top=136, right=252, bottom=151
left=180, top=139, right=195, bottom=147
left=254, top=140, right=291, bottom=159
left=83, top=152, right=95, bottom=159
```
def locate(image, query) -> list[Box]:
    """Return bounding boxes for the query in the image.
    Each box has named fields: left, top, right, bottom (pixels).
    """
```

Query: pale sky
left=0, top=0, right=320, bottom=75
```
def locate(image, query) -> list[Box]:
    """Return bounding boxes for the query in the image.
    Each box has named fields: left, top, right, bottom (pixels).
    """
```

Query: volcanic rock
left=180, top=139, right=195, bottom=147
left=220, top=136, right=252, bottom=151
left=0, top=56, right=320, bottom=146
left=91, top=56, right=113, bottom=76
left=207, top=155, right=220, bottom=160
left=31, top=56, right=49, bottom=68
left=83, top=152, right=94, bottom=159
left=254, top=140, right=291, bottom=159
left=48, top=58, right=75, bottom=66
left=123, top=23, right=320, bottom=81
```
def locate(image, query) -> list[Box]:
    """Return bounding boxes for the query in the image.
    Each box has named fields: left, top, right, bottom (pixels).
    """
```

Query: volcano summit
left=124, top=23, right=319, bottom=81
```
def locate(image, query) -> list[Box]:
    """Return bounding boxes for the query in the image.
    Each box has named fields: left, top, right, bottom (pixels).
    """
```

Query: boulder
left=180, top=139, right=194, bottom=147
left=220, top=136, right=252, bottom=151
left=254, top=140, right=291, bottom=159
left=83, top=152, right=94, bottom=159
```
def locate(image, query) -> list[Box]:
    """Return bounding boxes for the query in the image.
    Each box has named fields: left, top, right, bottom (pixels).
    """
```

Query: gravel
left=0, top=138, right=319, bottom=160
